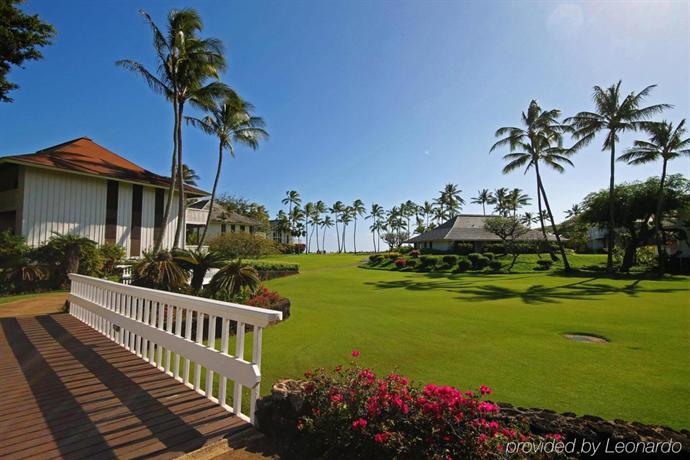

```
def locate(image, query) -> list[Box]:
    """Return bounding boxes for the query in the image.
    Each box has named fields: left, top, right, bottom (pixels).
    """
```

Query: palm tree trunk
left=342, top=224, right=347, bottom=252
left=322, top=226, right=327, bottom=253
left=353, top=218, right=357, bottom=253
left=537, top=169, right=571, bottom=271
left=335, top=215, right=340, bottom=253
left=154, top=101, right=179, bottom=253
left=315, top=223, right=320, bottom=253
left=656, top=159, right=668, bottom=272
left=606, top=137, right=616, bottom=273
left=482, top=202, right=486, bottom=216
left=173, top=101, right=186, bottom=249
left=198, top=141, right=223, bottom=249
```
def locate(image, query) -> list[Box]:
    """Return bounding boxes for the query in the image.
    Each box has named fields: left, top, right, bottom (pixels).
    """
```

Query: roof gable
left=1, top=137, right=207, bottom=196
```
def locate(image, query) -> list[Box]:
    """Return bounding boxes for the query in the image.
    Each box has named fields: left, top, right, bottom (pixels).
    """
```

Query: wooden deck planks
left=0, top=313, right=254, bottom=459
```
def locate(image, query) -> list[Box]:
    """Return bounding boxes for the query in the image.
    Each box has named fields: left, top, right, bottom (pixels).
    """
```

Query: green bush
left=456, top=258, right=472, bottom=272
left=452, top=242, right=474, bottom=255
left=442, top=255, right=458, bottom=266
left=209, top=232, right=280, bottom=259
left=246, top=261, right=300, bottom=272
left=535, top=259, right=553, bottom=271
left=483, top=243, right=506, bottom=255
left=369, top=254, right=383, bottom=264
left=0, top=231, right=47, bottom=294
left=132, top=251, right=189, bottom=292
left=467, top=253, right=489, bottom=270
left=399, top=246, right=412, bottom=254
left=405, top=258, right=417, bottom=268
left=386, top=252, right=400, bottom=260
left=488, top=260, right=502, bottom=271
left=482, top=252, right=495, bottom=261
left=99, top=242, right=125, bottom=276
left=419, top=255, right=437, bottom=269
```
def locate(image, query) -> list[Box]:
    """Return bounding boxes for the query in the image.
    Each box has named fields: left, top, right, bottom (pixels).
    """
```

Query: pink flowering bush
left=293, top=353, right=552, bottom=459
left=409, top=249, right=420, bottom=258
left=394, top=258, right=407, bottom=268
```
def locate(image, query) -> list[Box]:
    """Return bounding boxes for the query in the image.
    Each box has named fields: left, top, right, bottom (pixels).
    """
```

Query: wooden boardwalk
left=0, top=313, right=257, bottom=459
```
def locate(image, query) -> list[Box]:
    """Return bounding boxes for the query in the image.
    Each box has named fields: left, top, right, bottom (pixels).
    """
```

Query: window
left=154, top=188, right=164, bottom=242
left=130, top=185, right=143, bottom=257
left=105, top=180, right=118, bottom=243
left=231, top=224, right=236, bottom=233
left=221, top=224, right=227, bottom=234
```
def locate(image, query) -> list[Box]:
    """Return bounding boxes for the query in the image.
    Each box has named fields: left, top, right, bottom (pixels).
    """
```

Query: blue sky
left=1, top=1, right=688, bottom=251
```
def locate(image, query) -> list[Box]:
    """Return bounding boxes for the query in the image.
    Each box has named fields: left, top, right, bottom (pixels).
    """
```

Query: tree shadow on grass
left=365, top=273, right=688, bottom=305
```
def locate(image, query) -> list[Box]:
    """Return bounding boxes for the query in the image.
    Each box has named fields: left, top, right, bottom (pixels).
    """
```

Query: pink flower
left=374, top=432, right=392, bottom=443
left=478, top=401, right=499, bottom=413
left=351, top=350, right=361, bottom=357
left=330, top=393, right=344, bottom=404
left=352, top=418, right=367, bottom=430
left=479, top=385, right=492, bottom=395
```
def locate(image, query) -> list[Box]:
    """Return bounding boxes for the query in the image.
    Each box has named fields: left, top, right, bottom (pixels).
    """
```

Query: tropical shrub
left=405, top=258, right=417, bottom=268
left=452, top=242, right=474, bottom=255
left=369, top=254, right=383, bottom=264
left=386, top=252, right=400, bottom=260
left=456, top=258, right=472, bottom=272
left=408, top=249, right=420, bottom=258
left=442, top=255, right=458, bottom=266
left=483, top=243, right=506, bottom=255
left=132, top=251, right=189, bottom=292
left=399, top=246, right=412, bottom=254
left=209, top=232, right=280, bottom=259
left=34, top=232, right=100, bottom=286
left=488, top=260, right=503, bottom=271
left=394, top=258, right=406, bottom=268
left=535, top=259, right=553, bottom=271
left=174, top=249, right=226, bottom=294
left=245, top=261, right=300, bottom=272
left=291, top=355, right=547, bottom=459
left=207, top=261, right=260, bottom=302
left=246, top=287, right=291, bottom=320
left=419, top=255, right=437, bottom=269
left=483, top=252, right=496, bottom=261
left=0, top=231, right=47, bottom=294
left=99, top=242, right=125, bottom=276
left=468, top=253, right=489, bottom=270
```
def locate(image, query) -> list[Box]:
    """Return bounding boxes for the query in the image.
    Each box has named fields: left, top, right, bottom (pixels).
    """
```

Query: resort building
left=185, top=198, right=265, bottom=244
left=0, top=137, right=207, bottom=256
left=269, top=219, right=293, bottom=245
left=406, top=214, right=557, bottom=252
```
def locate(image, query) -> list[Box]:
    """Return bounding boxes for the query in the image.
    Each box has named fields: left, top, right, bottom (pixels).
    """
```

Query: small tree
left=174, top=249, right=226, bottom=294
left=484, top=216, right=529, bottom=270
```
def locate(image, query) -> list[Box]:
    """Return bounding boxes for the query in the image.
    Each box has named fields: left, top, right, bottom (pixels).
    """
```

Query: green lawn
left=258, top=253, right=690, bottom=429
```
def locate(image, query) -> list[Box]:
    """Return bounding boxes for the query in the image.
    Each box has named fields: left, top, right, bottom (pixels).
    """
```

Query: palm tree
left=282, top=191, right=301, bottom=235
left=132, top=250, right=189, bottom=292
left=491, top=99, right=573, bottom=270
left=340, top=207, right=353, bottom=253
left=618, top=119, right=690, bottom=270
left=181, top=164, right=199, bottom=186
left=366, top=203, right=385, bottom=252
left=186, top=93, right=268, bottom=249
left=290, top=206, right=305, bottom=247
left=566, top=81, right=670, bottom=272
left=208, top=261, right=260, bottom=299
left=493, top=187, right=510, bottom=216
left=48, top=232, right=96, bottom=277
left=421, top=201, right=434, bottom=227
left=351, top=199, right=366, bottom=253
left=174, top=248, right=225, bottom=294
left=313, top=200, right=327, bottom=253
left=321, top=215, right=334, bottom=253
left=330, top=201, right=345, bottom=252
left=471, top=189, right=494, bottom=215
left=304, top=202, right=315, bottom=253
left=506, top=188, right=531, bottom=216
left=564, top=204, right=581, bottom=219
left=118, top=9, right=228, bottom=251
left=522, top=212, right=536, bottom=229
left=439, top=183, right=464, bottom=218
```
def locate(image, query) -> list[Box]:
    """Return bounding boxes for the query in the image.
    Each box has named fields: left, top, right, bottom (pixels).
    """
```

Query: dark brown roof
left=406, top=215, right=559, bottom=243
left=0, top=137, right=208, bottom=196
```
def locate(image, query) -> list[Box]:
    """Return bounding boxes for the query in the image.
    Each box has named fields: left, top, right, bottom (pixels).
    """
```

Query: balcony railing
left=67, top=273, right=282, bottom=423
left=186, top=208, right=209, bottom=225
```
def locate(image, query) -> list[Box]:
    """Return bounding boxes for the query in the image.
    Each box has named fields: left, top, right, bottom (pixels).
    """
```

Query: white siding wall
left=22, top=168, right=107, bottom=246
left=21, top=167, right=183, bottom=254
left=161, top=192, right=180, bottom=250
left=116, top=182, right=133, bottom=255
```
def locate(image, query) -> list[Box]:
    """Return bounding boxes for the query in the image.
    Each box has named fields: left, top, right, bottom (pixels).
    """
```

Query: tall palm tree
left=340, top=207, right=353, bottom=253
left=493, top=187, right=510, bottom=216
left=471, top=189, right=494, bottom=215
left=314, top=200, right=327, bottom=253
left=507, top=188, right=531, bottom=216
left=118, top=9, right=228, bottom=250
left=491, top=100, right=573, bottom=270
left=439, top=183, right=464, bottom=218
left=618, top=119, right=690, bottom=270
left=282, top=191, right=302, bottom=235
left=304, top=202, right=315, bottom=253
left=351, top=199, right=366, bottom=253
left=181, top=164, right=200, bottom=186
left=522, top=212, right=536, bottom=229
left=185, top=93, right=267, bottom=249
left=421, top=201, right=434, bottom=227
left=330, top=201, right=345, bottom=252
left=290, top=206, right=305, bottom=247
left=564, top=204, right=582, bottom=219
left=321, top=215, right=334, bottom=253
left=366, top=203, right=384, bottom=252
left=566, top=81, right=670, bottom=272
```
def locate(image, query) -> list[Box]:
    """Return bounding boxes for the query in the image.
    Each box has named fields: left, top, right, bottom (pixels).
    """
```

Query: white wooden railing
left=186, top=207, right=209, bottom=225
left=67, top=273, right=282, bottom=424
left=116, top=264, right=132, bottom=284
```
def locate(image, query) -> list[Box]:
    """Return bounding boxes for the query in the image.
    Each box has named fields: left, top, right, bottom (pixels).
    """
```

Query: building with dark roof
left=406, top=214, right=557, bottom=252
left=186, top=199, right=266, bottom=244
left=0, top=137, right=207, bottom=256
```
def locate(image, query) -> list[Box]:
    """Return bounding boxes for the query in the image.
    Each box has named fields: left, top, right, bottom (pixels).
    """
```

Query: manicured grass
left=258, top=253, right=690, bottom=429
left=0, top=290, right=65, bottom=304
